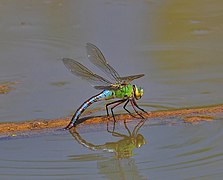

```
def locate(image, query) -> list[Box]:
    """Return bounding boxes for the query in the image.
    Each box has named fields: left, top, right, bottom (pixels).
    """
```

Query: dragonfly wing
left=94, top=85, right=119, bottom=90
left=86, top=43, right=121, bottom=83
left=119, top=74, right=145, bottom=84
left=63, top=58, right=112, bottom=87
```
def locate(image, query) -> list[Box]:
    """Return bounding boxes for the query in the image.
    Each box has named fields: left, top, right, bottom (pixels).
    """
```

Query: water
left=1, top=118, right=223, bottom=179
left=0, top=0, right=223, bottom=179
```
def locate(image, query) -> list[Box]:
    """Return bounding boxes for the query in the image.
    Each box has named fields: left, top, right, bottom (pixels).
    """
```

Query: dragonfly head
left=133, top=85, right=144, bottom=100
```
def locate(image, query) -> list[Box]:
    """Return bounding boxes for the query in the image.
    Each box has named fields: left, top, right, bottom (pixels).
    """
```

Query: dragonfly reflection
left=69, top=119, right=146, bottom=159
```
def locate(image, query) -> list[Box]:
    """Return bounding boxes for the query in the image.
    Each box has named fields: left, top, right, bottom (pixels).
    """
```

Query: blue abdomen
left=71, top=90, right=114, bottom=126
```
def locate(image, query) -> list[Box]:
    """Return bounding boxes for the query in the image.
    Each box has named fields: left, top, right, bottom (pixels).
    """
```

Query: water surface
left=0, top=0, right=223, bottom=179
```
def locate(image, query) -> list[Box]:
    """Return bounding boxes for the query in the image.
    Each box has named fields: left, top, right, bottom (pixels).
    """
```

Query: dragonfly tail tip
left=64, top=122, right=77, bottom=130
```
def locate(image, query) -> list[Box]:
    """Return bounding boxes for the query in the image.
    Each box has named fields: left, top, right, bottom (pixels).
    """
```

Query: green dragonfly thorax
left=112, top=84, right=144, bottom=100
left=112, top=84, right=133, bottom=99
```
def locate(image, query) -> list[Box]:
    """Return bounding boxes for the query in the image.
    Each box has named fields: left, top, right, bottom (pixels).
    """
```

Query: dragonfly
left=63, top=43, right=147, bottom=129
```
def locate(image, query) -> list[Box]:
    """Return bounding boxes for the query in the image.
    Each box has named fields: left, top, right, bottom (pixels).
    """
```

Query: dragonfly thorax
left=132, top=85, right=144, bottom=100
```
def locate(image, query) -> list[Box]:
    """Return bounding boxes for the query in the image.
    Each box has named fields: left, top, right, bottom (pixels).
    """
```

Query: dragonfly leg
left=106, top=99, right=127, bottom=121
left=105, top=99, right=126, bottom=120
left=105, top=102, right=111, bottom=117
left=106, top=99, right=126, bottom=132
left=111, top=99, right=128, bottom=121
left=123, top=99, right=138, bottom=118
left=132, top=98, right=147, bottom=114
left=130, top=99, right=145, bottom=119
left=106, top=120, right=117, bottom=133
